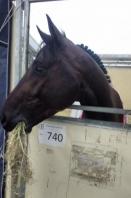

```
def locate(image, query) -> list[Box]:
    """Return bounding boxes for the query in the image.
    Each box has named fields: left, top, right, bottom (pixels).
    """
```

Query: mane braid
left=77, top=44, right=111, bottom=83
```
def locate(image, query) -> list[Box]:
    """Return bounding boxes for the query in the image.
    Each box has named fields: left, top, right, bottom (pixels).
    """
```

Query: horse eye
left=34, top=64, right=47, bottom=74
left=35, top=65, right=44, bottom=72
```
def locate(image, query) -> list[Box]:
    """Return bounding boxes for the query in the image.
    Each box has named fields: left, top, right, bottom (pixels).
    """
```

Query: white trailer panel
left=25, top=120, right=131, bottom=198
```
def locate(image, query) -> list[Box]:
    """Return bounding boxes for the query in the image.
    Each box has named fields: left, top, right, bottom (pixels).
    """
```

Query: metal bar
left=97, top=55, right=131, bottom=68
left=0, top=40, right=8, bottom=47
left=99, top=54, right=131, bottom=61
left=100, top=54, right=131, bottom=67
left=103, top=60, right=131, bottom=63
left=29, top=0, right=64, bottom=3
left=69, top=105, right=131, bottom=115
left=49, top=115, right=131, bottom=129
left=7, top=1, right=29, bottom=197
left=21, top=0, right=30, bottom=75
left=103, top=64, right=131, bottom=68
left=10, top=0, right=23, bottom=89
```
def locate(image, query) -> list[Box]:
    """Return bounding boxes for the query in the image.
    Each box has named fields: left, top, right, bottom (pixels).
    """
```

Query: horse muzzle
left=1, top=113, right=17, bottom=132
left=0, top=112, right=28, bottom=132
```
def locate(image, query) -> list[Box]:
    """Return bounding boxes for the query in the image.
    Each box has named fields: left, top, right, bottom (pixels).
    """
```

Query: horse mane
left=39, top=39, right=111, bottom=83
left=77, top=44, right=111, bottom=83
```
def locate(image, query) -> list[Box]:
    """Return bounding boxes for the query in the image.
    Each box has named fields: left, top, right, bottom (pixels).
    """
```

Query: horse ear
left=46, top=14, right=63, bottom=45
left=37, top=25, right=51, bottom=44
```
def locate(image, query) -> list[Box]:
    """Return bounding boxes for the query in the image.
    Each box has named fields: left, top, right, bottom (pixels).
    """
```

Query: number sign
left=38, top=123, right=66, bottom=147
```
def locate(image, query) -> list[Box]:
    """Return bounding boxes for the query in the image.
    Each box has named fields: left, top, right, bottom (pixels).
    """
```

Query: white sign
left=38, top=123, right=66, bottom=147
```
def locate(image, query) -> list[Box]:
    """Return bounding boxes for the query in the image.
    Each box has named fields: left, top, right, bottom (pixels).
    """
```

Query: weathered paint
left=24, top=120, right=131, bottom=198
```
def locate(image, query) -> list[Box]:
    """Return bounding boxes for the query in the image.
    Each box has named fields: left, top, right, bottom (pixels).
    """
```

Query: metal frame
left=70, top=105, right=131, bottom=115
left=10, top=0, right=24, bottom=88
left=51, top=104, right=131, bottom=129
left=49, top=115, right=131, bottom=130
left=10, top=0, right=32, bottom=88
left=21, top=0, right=30, bottom=74
left=28, top=0, right=131, bottom=67
left=100, top=54, right=131, bottom=67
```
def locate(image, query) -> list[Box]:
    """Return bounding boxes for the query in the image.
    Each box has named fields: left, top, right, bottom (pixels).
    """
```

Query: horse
left=1, top=15, right=123, bottom=133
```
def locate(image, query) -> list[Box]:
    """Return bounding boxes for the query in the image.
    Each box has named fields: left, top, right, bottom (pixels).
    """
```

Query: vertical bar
left=8, top=1, right=30, bottom=197
left=0, top=0, right=10, bottom=197
left=21, top=0, right=30, bottom=75
left=10, top=0, right=23, bottom=89
left=10, top=0, right=30, bottom=89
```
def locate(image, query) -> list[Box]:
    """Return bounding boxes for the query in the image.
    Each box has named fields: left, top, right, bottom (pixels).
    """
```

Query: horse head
left=1, top=15, right=83, bottom=132
left=1, top=15, right=123, bottom=133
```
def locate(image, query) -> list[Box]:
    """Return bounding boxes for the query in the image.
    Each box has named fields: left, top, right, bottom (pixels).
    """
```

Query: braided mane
left=78, top=44, right=111, bottom=83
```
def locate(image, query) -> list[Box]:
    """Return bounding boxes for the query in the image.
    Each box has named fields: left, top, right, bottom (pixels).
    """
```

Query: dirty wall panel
left=25, top=120, right=131, bottom=198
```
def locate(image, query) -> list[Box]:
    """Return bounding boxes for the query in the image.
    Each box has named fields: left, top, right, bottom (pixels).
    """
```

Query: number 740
left=47, top=132, right=63, bottom=142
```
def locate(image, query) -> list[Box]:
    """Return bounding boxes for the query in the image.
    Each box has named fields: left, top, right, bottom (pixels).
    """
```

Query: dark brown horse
left=1, top=15, right=123, bottom=133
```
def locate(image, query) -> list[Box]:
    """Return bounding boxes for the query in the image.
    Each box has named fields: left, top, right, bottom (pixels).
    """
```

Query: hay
left=5, top=122, right=32, bottom=196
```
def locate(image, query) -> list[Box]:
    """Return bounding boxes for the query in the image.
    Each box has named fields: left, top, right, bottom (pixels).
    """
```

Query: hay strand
left=5, top=122, right=32, bottom=197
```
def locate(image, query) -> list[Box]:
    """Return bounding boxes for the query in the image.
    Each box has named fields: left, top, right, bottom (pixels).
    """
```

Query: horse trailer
left=1, top=1, right=131, bottom=198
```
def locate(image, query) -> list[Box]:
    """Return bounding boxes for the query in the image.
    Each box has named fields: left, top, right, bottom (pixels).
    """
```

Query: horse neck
left=78, top=80, right=123, bottom=121
left=78, top=83, right=103, bottom=120
left=79, top=82, right=98, bottom=106
left=78, top=83, right=105, bottom=120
